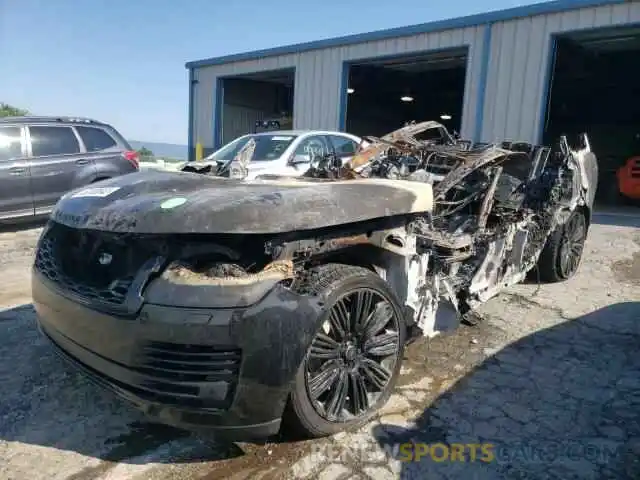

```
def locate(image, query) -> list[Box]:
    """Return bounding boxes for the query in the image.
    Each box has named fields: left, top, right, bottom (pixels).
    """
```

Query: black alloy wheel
left=305, top=287, right=401, bottom=423
left=536, top=210, right=589, bottom=283
left=558, top=210, right=587, bottom=278
left=284, top=264, right=406, bottom=439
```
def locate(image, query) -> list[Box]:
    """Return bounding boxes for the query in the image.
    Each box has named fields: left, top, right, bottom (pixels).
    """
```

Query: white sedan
left=183, top=130, right=368, bottom=179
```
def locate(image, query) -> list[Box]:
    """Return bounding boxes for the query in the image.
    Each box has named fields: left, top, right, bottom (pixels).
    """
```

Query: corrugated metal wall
left=481, top=1, right=640, bottom=144
left=192, top=25, right=486, bottom=149
left=221, top=78, right=286, bottom=143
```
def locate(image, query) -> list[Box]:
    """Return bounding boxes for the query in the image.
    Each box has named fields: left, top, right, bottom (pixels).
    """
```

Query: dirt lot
left=0, top=213, right=639, bottom=480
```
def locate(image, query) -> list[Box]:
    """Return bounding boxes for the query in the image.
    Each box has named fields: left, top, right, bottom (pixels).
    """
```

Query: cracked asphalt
left=0, top=212, right=638, bottom=480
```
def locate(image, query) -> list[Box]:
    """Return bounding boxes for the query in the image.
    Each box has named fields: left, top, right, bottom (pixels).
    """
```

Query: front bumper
left=32, top=268, right=323, bottom=440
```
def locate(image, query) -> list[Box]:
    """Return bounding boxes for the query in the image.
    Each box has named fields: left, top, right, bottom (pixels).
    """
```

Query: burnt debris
left=39, top=120, right=596, bottom=339
left=295, top=120, right=596, bottom=336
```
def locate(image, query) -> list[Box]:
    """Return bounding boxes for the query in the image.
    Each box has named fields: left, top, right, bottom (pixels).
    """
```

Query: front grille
left=34, top=223, right=157, bottom=307
left=47, top=330, right=241, bottom=410
left=125, top=341, right=242, bottom=409
left=134, top=341, right=242, bottom=383
left=45, top=321, right=242, bottom=410
left=35, top=235, right=134, bottom=305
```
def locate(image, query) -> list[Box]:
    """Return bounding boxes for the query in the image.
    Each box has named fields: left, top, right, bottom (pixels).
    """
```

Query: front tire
left=536, top=209, right=588, bottom=282
left=284, top=264, right=406, bottom=438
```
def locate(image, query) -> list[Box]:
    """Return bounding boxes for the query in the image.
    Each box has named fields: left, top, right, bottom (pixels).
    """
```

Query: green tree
left=0, top=103, right=29, bottom=117
left=137, top=147, right=154, bottom=158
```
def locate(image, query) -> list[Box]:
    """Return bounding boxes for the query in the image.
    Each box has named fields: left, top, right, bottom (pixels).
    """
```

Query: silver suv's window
left=30, top=126, right=80, bottom=157
left=76, top=126, right=117, bottom=152
left=0, top=127, right=22, bottom=161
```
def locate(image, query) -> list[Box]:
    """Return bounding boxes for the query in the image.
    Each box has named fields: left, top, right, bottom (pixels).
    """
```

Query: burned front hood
left=51, top=171, right=433, bottom=234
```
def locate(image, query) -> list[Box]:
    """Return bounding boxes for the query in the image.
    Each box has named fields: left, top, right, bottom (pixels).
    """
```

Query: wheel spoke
left=308, top=363, right=340, bottom=400
left=333, top=299, right=352, bottom=335
left=359, top=358, right=392, bottom=390
left=363, top=301, right=393, bottom=339
left=328, top=307, right=348, bottom=341
left=572, top=227, right=583, bottom=243
left=351, top=290, right=374, bottom=332
left=561, top=251, right=570, bottom=274
left=349, top=371, right=369, bottom=415
left=363, top=332, right=399, bottom=357
left=569, top=247, right=581, bottom=272
left=571, top=242, right=583, bottom=257
left=325, top=369, right=349, bottom=420
left=309, top=332, right=341, bottom=360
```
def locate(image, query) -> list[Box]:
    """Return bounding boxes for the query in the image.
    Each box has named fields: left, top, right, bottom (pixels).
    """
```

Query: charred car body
left=32, top=121, right=597, bottom=440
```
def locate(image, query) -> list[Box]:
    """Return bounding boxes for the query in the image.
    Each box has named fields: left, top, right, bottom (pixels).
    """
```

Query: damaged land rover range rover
left=32, top=120, right=597, bottom=440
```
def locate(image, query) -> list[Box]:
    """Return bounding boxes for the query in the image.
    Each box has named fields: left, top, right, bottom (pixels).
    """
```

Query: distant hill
left=128, top=140, right=187, bottom=160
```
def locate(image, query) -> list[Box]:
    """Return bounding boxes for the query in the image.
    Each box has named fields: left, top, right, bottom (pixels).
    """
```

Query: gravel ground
left=0, top=213, right=638, bottom=480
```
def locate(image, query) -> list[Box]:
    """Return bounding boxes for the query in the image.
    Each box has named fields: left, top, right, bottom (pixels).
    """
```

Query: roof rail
left=0, top=115, right=102, bottom=124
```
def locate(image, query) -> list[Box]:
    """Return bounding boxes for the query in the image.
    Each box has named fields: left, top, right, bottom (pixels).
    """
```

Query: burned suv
left=32, top=121, right=597, bottom=440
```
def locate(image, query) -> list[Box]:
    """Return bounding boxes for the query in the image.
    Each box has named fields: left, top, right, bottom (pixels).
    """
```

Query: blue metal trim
left=187, top=68, right=194, bottom=160
left=213, top=77, right=224, bottom=149
left=474, top=24, right=493, bottom=142
left=338, top=62, right=349, bottom=131
left=185, top=0, right=626, bottom=69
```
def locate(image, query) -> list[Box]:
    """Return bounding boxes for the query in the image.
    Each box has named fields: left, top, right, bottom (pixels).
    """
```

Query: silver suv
left=0, top=116, right=139, bottom=222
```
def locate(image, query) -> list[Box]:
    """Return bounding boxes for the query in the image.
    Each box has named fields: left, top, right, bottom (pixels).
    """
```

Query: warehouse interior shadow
left=345, top=48, right=467, bottom=137
left=373, top=302, right=640, bottom=479
left=543, top=26, right=640, bottom=210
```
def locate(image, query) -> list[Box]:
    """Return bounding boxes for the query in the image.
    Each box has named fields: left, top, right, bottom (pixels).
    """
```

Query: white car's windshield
left=207, top=134, right=298, bottom=162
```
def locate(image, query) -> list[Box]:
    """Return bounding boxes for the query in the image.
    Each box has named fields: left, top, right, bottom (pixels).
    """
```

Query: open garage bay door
left=218, top=68, right=294, bottom=146
left=543, top=27, right=640, bottom=207
left=344, top=48, right=468, bottom=138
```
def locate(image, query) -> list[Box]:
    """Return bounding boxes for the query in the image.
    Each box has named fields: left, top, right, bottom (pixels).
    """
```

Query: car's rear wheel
left=284, top=264, right=406, bottom=438
left=536, top=209, right=587, bottom=282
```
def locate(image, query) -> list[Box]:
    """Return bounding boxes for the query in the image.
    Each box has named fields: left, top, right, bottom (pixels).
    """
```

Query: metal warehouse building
left=186, top=0, right=640, bottom=199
